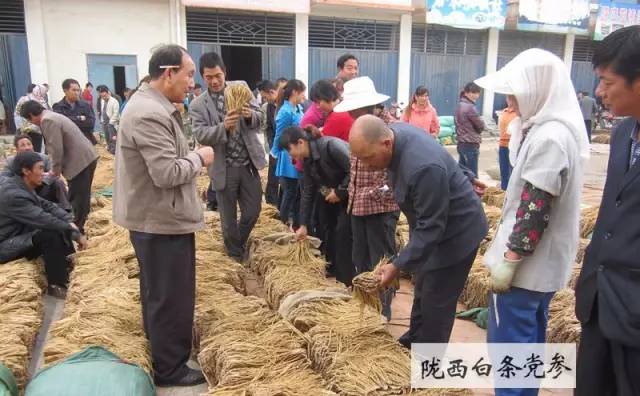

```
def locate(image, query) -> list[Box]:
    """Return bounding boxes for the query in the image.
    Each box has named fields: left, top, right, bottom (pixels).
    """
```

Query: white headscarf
left=476, top=48, right=590, bottom=166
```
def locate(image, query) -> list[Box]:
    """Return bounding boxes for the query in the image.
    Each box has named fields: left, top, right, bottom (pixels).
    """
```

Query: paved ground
left=25, top=137, right=610, bottom=395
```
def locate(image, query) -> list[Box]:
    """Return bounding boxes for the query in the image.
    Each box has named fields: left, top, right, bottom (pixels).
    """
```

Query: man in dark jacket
left=2, top=134, right=71, bottom=211
left=575, top=25, right=640, bottom=395
left=281, top=126, right=354, bottom=286
left=53, top=78, right=97, bottom=145
left=258, top=80, right=279, bottom=206
left=455, top=82, right=485, bottom=177
left=0, top=152, right=87, bottom=298
left=350, top=115, right=488, bottom=346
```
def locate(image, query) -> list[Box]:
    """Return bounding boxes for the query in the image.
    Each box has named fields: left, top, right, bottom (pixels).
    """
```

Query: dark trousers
left=576, top=304, right=640, bottom=396
left=206, top=182, right=217, bottom=210
left=27, top=132, right=44, bottom=153
left=352, top=211, right=399, bottom=320
left=37, top=178, right=71, bottom=211
left=457, top=145, right=480, bottom=177
left=402, top=247, right=478, bottom=345
left=279, top=177, right=300, bottom=227
left=68, top=159, right=97, bottom=235
left=498, top=146, right=512, bottom=191
left=103, top=123, right=117, bottom=154
left=216, top=165, right=262, bottom=259
left=26, top=230, right=74, bottom=287
left=129, top=231, right=196, bottom=384
left=319, top=200, right=353, bottom=286
left=584, top=119, right=592, bottom=143
left=265, top=156, right=279, bottom=206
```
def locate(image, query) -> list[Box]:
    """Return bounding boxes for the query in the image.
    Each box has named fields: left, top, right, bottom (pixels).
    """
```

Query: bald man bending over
left=350, top=115, right=488, bottom=346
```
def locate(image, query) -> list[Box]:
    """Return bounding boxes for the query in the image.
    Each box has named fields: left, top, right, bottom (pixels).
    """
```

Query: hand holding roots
left=352, top=259, right=400, bottom=314
left=224, top=84, right=253, bottom=132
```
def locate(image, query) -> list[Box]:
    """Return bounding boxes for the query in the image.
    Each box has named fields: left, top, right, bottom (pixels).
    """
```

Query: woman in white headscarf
left=14, top=84, right=49, bottom=153
left=476, top=48, right=588, bottom=395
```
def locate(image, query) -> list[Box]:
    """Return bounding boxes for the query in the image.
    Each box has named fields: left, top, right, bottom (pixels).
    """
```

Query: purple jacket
left=454, top=96, right=485, bottom=145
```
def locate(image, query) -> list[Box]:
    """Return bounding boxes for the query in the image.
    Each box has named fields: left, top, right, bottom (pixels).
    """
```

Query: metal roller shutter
left=0, top=0, right=25, bottom=34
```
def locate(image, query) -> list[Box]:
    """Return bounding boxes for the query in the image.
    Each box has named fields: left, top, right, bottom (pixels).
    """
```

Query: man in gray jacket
left=350, top=115, right=488, bottom=346
left=21, top=101, right=98, bottom=234
left=190, top=52, right=266, bottom=261
left=113, top=45, right=214, bottom=387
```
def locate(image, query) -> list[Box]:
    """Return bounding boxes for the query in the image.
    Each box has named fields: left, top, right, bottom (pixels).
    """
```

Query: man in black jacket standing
left=575, top=25, right=640, bottom=395
left=53, top=78, right=96, bottom=145
left=258, top=80, right=279, bottom=206
left=0, top=152, right=87, bottom=298
left=350, top=115, right=488, bottom=346
left=280, top=126, right=354, bottom=286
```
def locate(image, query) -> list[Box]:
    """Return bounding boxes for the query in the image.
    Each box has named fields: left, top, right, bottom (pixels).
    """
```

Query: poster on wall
left=595, top=1, right=640, bottom=41
left=427, top=0, right=507, bottom=29
left=517, top=0, right=591, bottom=35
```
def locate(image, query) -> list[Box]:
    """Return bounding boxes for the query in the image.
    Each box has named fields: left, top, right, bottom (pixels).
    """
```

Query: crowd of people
left=0, top=24, right=638, bottom=395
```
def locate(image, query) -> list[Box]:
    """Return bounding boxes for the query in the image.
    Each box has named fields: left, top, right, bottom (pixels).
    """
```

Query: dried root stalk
left=224, top=84, right=253, bottom=132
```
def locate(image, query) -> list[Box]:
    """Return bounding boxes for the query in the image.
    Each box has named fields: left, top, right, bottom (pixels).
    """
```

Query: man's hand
left=490, top=252, right=522, bottom=293
left=295, top=225, right=308, bottom=241
left=224, top=110, right=240, bottom=131
left=472, top=179, right=488, bottom=197
left=376, top=262, right=400, bottom=288
left=196, top=146, right=214, bottom=167
left=241, top=105, right=252, bottom=120
left=325, top=189, right=341, bottom=204
left=76, top=235, right=89, bottom=251
left=51, top=170, right=61, bottom=178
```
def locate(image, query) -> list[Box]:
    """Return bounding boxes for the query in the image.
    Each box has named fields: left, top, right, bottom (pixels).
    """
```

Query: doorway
left=113, top=66, right=126, bottom=101
left=87, top=54, right=138, bottom=105
left=221, top=46, right=262, bottom=90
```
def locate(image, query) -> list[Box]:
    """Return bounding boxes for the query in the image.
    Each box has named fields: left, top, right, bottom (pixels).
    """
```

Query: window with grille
left=0, top=0, right=25, bottom=34
left=186, top=9, right=295, bottom=46
left=498, top=31, right=565, bottom=59
left=573, top=38, right=597, bottom=62
left=412, top=25, right=487, bottom=56
left=309, top=18, right=399, bottom=51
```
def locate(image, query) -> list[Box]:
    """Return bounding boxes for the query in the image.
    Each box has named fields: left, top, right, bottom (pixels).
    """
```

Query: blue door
left=86, top=54, right=138, bottom=100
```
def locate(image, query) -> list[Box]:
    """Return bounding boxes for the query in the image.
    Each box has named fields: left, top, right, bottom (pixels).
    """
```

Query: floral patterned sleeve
left=506, top=182, right=553, bottom=256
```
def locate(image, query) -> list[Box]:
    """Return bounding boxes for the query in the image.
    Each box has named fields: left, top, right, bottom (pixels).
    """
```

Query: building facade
left=0, top=0, right=602, bottom=119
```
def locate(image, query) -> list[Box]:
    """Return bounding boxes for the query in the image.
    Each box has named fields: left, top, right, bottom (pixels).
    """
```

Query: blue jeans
left=279, top=177, right=300, bottom=227
left=457, top=145, right=479, bottom=177
left=498, top=146, right=512, bottom=191
left=488, top=287, right=556, bottom=396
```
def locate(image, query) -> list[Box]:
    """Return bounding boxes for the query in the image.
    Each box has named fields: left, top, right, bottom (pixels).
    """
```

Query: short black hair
left=257, top=80, right=276, bottom=92
left=86, top=82, right=93, bottom=88
left=62, top=78, right=80, bottom=90
left=194, top=83, right=202, bottom=89
left=593, top=25, right=640, bottom=85
left=310, top=79, right=339, bottom=103
left=279, top=126, right=308, bottom=151
left=20, top=100, right=45, bottom=119
left=12, top=151, right=43, bottom=176
left=337, top=54, right=358, bottom=69
left=199, top=52, right=225, bottom=77
left=96, top=85, right=110, bottom=93
left=13, top=134, right=32, bottom=148
left=148, top=44, right=189, bottom=79
left=27, top=84, right=36, bottom=94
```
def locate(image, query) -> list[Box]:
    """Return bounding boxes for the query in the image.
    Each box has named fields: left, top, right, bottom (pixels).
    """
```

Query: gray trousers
left=216, top=164, right=262, bottom=259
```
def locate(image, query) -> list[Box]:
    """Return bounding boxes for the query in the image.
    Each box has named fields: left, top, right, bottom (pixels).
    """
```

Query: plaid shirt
left=348, top=155, right=399, bottom=216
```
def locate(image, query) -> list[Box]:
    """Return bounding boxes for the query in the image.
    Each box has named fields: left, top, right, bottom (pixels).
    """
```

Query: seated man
left=0, top=152, right=88, bottom=298
left=1, top=134, right=71, bottom=211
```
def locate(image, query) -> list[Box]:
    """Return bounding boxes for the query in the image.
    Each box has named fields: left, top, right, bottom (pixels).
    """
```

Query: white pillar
left=482, top=27, right=500, bottom=119
left=563, top=33, right=575, bottom=71
left=397, top=13, right=412, bottom=105
left=24, top=0, right=49, bottom=85
left=295, top=13, right=309, bottom=87
left=169, top=0, right=186, bottom=46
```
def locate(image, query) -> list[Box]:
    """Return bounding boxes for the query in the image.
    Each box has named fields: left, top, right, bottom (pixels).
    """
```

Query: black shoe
left=398, top=330, right=412, bottom=349
left=47, top=285, right=68, bottom=299
left=206, top=204, right=218, bottom=212
left=155, top=368, right=206, bottom=387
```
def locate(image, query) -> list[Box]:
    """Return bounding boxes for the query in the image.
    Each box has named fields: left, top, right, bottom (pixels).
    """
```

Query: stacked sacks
left=438, top=116, right=456, bottom=146
left=195, top=212, right=333, bottom=395
left=42, top=202, right=152, bottom=375
left=0, top=259, right=46, bottom=390
left=250, top=224, right=471, bottom=396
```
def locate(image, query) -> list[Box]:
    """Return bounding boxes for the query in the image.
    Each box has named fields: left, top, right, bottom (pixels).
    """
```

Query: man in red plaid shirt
left=334, top=77, right=400, bottom=320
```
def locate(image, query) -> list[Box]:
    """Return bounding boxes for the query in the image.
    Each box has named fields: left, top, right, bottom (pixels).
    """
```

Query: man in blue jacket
left=350, top=115, right=488, bottom=346
left=575, top=25, right=640, bottom=395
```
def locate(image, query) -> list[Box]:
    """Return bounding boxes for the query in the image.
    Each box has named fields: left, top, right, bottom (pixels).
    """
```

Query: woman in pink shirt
left=402, top=86, right=440, bottom=138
